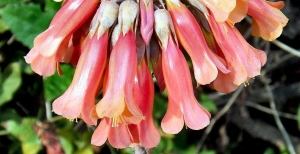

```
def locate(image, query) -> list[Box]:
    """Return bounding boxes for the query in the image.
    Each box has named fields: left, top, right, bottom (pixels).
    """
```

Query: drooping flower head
left=25, top=0, right=288, bottom=150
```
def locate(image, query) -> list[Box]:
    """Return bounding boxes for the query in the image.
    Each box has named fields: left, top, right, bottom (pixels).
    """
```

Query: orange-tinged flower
left=129, top=58, right=160, bottom=148
left=52, top=31, right=109, bottom=125
left=154, top=9, right=210, bottom=134
left=248, top=0, right=288, bottom=41
left=24, top=0, right=99, bottom=76
left=207, top=13, right=266, bottom=93
left=95, top=1, right=143, bottom=122
left=166, top=0, right=229, bottom=85
left=37, top=0, right=99, bottom=57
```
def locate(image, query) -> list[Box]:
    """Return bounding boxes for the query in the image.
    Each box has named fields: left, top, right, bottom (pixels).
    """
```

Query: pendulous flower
left=25, top=0, right=288, bottom=150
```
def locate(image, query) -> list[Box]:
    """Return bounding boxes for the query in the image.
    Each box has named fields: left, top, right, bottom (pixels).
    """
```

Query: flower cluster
left=25, top=0, right=288, bottom=149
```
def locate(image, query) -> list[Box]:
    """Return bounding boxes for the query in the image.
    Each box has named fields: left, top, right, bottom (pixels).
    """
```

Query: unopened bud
left=119, top=0, right=139, bottom=35
left=90, top=1, right=119, bottom=38
left=154, top=9, right=173, bottom=49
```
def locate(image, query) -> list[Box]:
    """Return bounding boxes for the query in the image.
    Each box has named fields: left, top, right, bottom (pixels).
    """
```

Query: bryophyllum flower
left=248, top=0, right=288, bottom=41
left=25, top=0, right=288, bottom=150
left=25, top=0, right=99, bottom=76
left=154, top=9, right=210, bottom=133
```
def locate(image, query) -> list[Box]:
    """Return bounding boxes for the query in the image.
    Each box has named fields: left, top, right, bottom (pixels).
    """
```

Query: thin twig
left=272, top=40, right=300, bottom=58
left=246, top=101, right=298, bottom=120
left=259, top=76, right=296, bottom=154
left=194, top=86, right=243, bottom=154
left=45, top=101, right=52, bottom=120
left=0, top=130, right=10, bottom=136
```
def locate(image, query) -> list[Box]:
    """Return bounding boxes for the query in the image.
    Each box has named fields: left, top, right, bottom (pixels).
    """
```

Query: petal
left=181, top=97, right=210, bottom=130
left=108, top=124, right=132, bottom=148
left=198, top=0, right=236, bottom=22
left=212, top=71, right=239, bottom=93
left=161, top=98, right=184, bottom=134
left=228, top=0, right=249, bottom=25
left=91, top=118, right=110, bottom=146
left=24, top=48, right=56, bottom=76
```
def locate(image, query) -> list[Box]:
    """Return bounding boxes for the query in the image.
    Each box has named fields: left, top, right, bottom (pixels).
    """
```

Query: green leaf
left=0, top=62, right=22, bottom=106
left=0, top=3, right=56, bottom=48
left=4, top=118, right=41, bottom=154
left=22, top=142, right=41, bottom=154
left=200, top=93, right=217, bottom=113
left=59, top=136, right=74, bottom=154
left=43, top=64, right=75, bottom=102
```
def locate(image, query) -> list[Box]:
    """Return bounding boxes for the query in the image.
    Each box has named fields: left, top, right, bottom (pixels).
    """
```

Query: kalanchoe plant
left=25, top=0, right=288, bottom=150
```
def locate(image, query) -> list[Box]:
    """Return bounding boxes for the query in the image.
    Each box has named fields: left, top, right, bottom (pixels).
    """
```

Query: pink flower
left=154, top=9, right=210, bottom=134
left=207, top=12, right=267, bottom=93
left=25, top=0, right=99, bottom=76
left=248, top=0, right=288, bottom=41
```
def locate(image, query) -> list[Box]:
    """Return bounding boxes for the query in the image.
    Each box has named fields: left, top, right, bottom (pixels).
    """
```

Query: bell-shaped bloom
left=207, top=13, right=267, bottom=93
left=24, top=0, right=99, bottom=76
left=166, top=0, right=229, bottom=85
left=52, top=32, right=109, bottom=125
left=91, top=118, right=133, bottom=148
left=52, top=1, right=119, bottom=125
left=130, top=58, right=160, bottom=148
left=95, top=1, right=143, bottom=123
left=37, top=0, right=99, bottom=57
left=248, top=0, right=288, bottom=41
left=197, top=0, right=236, bottom=22
left=154, top=9, right=210, bottom=134
left=139, top=0, right=154, bottom=46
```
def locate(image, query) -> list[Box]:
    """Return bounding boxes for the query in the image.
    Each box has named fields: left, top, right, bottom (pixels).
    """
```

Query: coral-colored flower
left=24, top=0, right=99, bottom=76
left=26, top=0, right=288, bottom=150
left=248, top=0, right=288, bottom=41
left=154, top=9, right=210, bottom=134
left=166, top=0, right=229, bottom=85
left=95, top=1, right=143, bottom=123
left=206, top=12, right=267, bottom=93
left=52, top=31, right=108, bottom=125
left=130, top=58, right=160, bottom=148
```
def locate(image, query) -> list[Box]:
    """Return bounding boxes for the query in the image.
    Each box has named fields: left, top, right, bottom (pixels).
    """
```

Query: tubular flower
left=248, top=0, right=288, bottom=41
left=26, top=0, right=288, bottom=150
left=25, top=0, right=99, bottom=76
left=166, top=0, right=229, bottom=85
left=206, top=13, right=267, bottom=93
left=154, top=9, right=210, bottom=133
